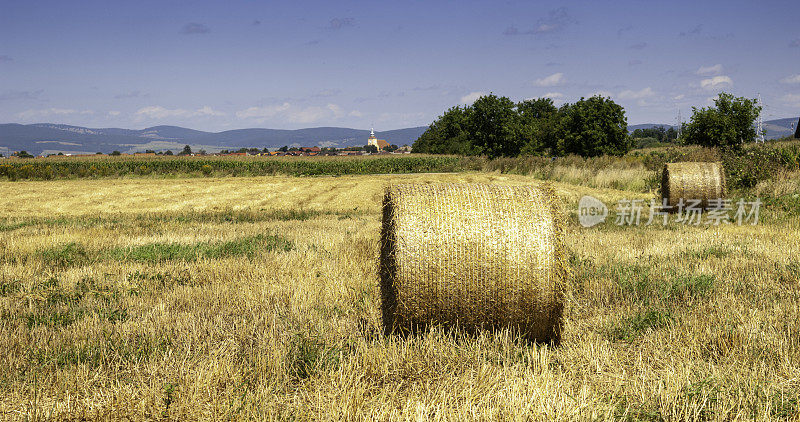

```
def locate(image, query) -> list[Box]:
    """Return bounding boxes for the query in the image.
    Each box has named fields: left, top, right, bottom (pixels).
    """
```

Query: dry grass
left=0, top=173, right=798, bottom=420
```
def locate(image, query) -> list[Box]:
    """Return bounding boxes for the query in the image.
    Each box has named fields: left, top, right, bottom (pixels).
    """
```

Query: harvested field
left=0, top=173, right=798, bottom=420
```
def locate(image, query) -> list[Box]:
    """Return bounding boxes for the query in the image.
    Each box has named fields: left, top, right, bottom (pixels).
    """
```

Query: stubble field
left=0, top=172, right=798, bottom=420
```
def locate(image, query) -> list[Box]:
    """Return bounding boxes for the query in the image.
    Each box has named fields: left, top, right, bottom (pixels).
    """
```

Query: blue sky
left=1, top=0, right=798, bottom=131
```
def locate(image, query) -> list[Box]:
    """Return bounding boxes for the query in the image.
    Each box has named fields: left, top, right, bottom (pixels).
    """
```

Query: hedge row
left=0, top=155, right=483, bottom=181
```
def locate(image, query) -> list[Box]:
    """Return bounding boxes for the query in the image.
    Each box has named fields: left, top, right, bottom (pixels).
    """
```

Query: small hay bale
left=380, top=183, right=567, bottom=343
left=661, top=162, right=726, bottom=210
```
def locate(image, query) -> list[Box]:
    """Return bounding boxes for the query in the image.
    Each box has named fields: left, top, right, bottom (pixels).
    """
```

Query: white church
left=367, top=128, right=389, bottom=150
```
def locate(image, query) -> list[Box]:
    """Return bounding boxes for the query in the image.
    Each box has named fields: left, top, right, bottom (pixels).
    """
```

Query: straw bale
left=380, top=183, right=567, bottom=343
left=661, top=162, right=726, bottom=210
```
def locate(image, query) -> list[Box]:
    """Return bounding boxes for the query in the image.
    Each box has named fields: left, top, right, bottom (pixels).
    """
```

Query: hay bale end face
left=661, top=162, right=726, bottom=210
left=380, top=183, right=567, bottom=343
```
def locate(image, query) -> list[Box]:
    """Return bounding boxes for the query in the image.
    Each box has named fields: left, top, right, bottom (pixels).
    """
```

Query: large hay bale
left=380, top=183, right=567, bottom=343
left=661, top=162, right=726, bottom=210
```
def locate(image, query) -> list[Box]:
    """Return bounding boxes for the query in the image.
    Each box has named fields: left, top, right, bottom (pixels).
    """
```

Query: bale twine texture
left=661, top=162, right=726, bottom=210
left=380, top=183, right=567, bottom=343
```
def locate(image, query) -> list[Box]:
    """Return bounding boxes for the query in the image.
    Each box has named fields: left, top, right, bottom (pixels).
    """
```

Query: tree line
left=412, top=92, right=765, bottom=158
left=412, top=94, right=631, bottom=158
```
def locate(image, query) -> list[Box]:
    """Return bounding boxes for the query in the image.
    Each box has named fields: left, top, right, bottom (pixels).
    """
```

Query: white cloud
left=673, top=94, right=686, bottom=100
left=535, top=24, right=558, bottom=33
left=16, top=108, right=94, bottom=119
left=700, top=75, right=733, bottom=89
left=780, top=74, right=800, bottom=84
left=348, top=110, right=364, bottom=117
left=460, top=91, right=486, bottom=104
left=135, top=105, right=225, bottom=120
left=235, top=102, right=347, bottom=124
left=541, top=92, right=564, bottom=98
left=534, top=73, right=565, bottom=87
left=108, top=111, right=121, bottom=117
left=235, top=103, right=291, bottom=120
left=696, top=64, right=723, bottom=75
left=781, top=93, right=800, bottom=107
left=196, top=106, right=225, bottom=117
left=288, top=104, right=343, bottom=124
left=618, top=87, right=655, bottom=100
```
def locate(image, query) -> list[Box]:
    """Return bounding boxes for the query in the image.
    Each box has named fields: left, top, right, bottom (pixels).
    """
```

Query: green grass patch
left=19, top=277, right=129, bottom=328
left=666, top=274, right=715, bottom=302
left=596, top=263, right=716, bottom=306
left=612, top=395, right=664, bottom=421
left=772, top=390, right=799, bottom=418
left=0, top=279, right=22, bottom=296
left=38, top=242, right=92, bottom=268
left=288, top=333, right=341, bottom=380
left=167, top=208, right=363, bottom=224
left=684, top=246, right=732, bottom=260
left=31, top=234, right=292, bottom=268
left=105, top=234, right=291, bottom=263
left=27, top=331, right=172, bottom=368
left=607, top=308, right=673, bottom=342
left=0, top=209, right=362, bottom=234
left=126, top=270, right=197, bottom=292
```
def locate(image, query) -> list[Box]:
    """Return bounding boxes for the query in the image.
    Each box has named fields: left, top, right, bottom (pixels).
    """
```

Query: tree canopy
left=412, top=93, right=631, bottom=158
left=558, top=96, right=631, bottom=157
left=682, top=92, right=761, bottom=150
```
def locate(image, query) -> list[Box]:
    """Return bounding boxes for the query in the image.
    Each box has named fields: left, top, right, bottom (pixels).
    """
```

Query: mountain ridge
left=0, top=124, right=429, bottom=155
left=2, top=118, right=797, bottom=156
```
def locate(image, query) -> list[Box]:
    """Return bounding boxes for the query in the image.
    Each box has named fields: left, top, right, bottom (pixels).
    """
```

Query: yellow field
left=1, top=173, right=798, bottom=420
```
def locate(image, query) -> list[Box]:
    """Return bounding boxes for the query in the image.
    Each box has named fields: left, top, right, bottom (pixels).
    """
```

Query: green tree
left=279, top=146, right=289, bottom=152
left=412, top=105, right=473, bottom=155
left=180, top=145, right=193, bottom=156
left=364, top=145, right=378, bottom=153
left=468, top=94, right=523, bottom=158
left=557, top=96, right=631, bottom=157
left=517, top=98, right=559, bottom=155
left=164, top=150, right=174, bottom=156
left=110, top=151, right=121, bottom=156
left=682, top=92, right=761, bottom=150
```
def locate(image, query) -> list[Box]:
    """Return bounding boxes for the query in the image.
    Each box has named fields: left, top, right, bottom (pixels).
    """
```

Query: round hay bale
left=661, top=162, right=726, bottom=210
left=380, top=183, right=567, bottom=343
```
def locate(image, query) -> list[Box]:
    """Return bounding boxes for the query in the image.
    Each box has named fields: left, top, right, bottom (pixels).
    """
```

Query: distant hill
left=628, top=118, right=799, bottom=140
left=0, top=123, right=429, bottom=156
left=3, top=117, right=796, bottom=156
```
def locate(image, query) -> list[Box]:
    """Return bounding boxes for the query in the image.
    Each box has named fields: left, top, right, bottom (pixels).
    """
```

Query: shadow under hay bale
left=661, top=162, right=726, bottom=211
left=380, top=183, right=568, bottom=344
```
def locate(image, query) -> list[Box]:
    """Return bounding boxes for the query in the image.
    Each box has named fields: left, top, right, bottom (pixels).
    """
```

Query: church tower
left=368, top=128, right=378, bottom=147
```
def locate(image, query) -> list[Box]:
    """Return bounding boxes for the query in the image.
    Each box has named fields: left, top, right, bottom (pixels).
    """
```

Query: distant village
left=0, top=129, right=412, bottom=159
